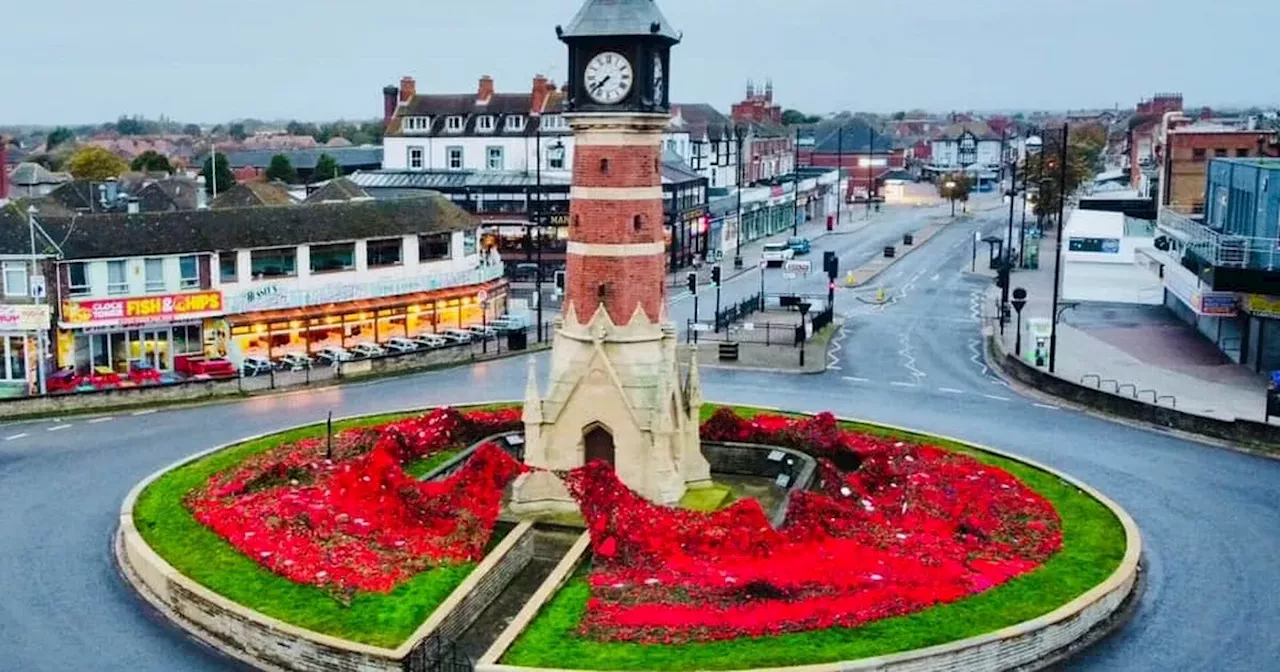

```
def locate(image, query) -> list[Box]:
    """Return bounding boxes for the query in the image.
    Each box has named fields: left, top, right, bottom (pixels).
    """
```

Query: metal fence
left=714, top=292, right=764, bottom=332
left=690, top=319, right=804, bottom=346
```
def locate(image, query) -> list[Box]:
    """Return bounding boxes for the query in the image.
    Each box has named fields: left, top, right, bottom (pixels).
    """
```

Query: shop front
left=665, top=206, right=707, bottom=271
left=56, top=291, right=225, bottom=376
left=226, top=279, right=507, bottom=363
left=1241, top=294, right=1280, bottom=375
left=0, top=305, right=52, bottom=397
left=1163, top=263, right=1245, bottom=362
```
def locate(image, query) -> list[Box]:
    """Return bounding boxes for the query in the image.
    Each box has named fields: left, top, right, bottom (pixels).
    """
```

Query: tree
left=46, top=127, right=74, bottom=150
left=130, top=150, right=173, bottom=173
left=265, top=153, right=298, bottom=183
left=781, top=109, right=823, bottom=125
left=228, top=123, right=248, bottom=141
left=200, top=152, right=236, bottom=195
left=1021, top=133, right=1092, bottom=222
left=937, top=172, right=972, bottom=203
left=27, top=153, right=64, bottom=171
left=66, top=146, right=129, bottom=180
left=286, top=120, right=318, bottom=137
left=182, top=123, right=203, bottom=136
left=115, top=115, right=146, bottom=136
left=312, top=153, right=340, bottom=181
left=890, top=111, right=907, bottom=121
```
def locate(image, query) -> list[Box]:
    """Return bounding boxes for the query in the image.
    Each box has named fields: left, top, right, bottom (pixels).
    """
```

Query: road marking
left=131, top=409, right=157, bottom=416
left=87, top=417, right=114, bottom=424
left=47, top=424, right=71, bottom=432
left=938, top=387, right=965, bottom=394
left=1033, top=403, right=1060, bottom=410
left=890, top=381, right=917, bottom=388
left=842, top=376, right=871, bottom=383
left=983, top=394, right=1012, bottom=401
left=5, top=433, right=28, bottom=441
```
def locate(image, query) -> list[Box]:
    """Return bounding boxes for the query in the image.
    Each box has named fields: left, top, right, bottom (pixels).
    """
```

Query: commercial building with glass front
left=39, top=194, right=503, bottom=373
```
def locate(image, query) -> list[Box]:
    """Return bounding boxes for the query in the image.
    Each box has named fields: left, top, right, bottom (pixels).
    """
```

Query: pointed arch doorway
left=583, top=424, right=616, bottom=467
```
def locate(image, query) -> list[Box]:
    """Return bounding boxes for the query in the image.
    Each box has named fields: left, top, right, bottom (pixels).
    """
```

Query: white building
left=929, top=122, right=1005, bottom=170
left=667, top=104, right=739, bottom=190
left=1061, top=209, right=1162, bottom=305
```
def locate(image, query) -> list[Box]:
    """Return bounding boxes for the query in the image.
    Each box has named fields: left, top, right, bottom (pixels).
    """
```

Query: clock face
left=584, top=51, right=633, bottom=104
left=652, top=56, right=665, bottom=104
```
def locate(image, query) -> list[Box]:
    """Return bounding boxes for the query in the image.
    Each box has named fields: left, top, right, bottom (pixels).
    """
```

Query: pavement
left=2, top=193, right=1279, bottom=671
left=983, top=224, right=1275, bottom=423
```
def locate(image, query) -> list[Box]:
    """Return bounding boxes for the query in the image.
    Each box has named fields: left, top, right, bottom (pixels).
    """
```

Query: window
left=1192, top=148, right=1207, bottom=162
left=1, top=337, right=26, bottom=381
left=447, top=146, right=464, bottom=170
left=107, top=260, right=128, bottom=295
left=506, top=115, right=525, bottom=132
left=309, top=243, right=355, bottom=273
left=68, top=262, right=88, bottom=295
left=463, top=230, right=478, bottom=256
left=541, top=115, right=565, bottom=131
left=172, top=324, right=204, bottom=356
left=1214, top=148, right=1228, bottom=158
left=477, top=115, right=495, bottom=132
left=486, top=146, right=504, bottom=170
left=144, top=258, right=165, bottom=292
left=179, top=255, right=199, bottom=289
left=402, top=116, right=431, bottom=133
left=445, top=116, right=464, bottom=132
left=408, top=146, right=424, bottom=170
left=366, top=238, right=403, bottom=268
left=219, top=253, right=238, bottom=283
left=1237, top=148, right=1251, bottom=157
left=2, top=262, right=27, bottom=297
left=419, top=233, right=451, bottom=262
left=250, top=248, right=297, bottom=279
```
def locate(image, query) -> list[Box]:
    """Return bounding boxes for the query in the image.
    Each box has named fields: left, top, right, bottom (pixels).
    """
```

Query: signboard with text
left=1245, top=294, right=1280, bottom=319
left=0, top=305, right=51, bottom=332
left=1198, top=292, right=1238, bottom=317
left=61, top=291, right=224, bottom=328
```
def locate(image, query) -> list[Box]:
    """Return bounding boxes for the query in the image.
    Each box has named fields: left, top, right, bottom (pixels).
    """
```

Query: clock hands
left=589, top=75, right=611, bottom=94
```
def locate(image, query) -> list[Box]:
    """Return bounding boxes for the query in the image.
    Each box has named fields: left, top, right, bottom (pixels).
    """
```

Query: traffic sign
left=477, top=289, right=489, bottom=303
left=691, top=323, right=711, bottom=332
left=784, top=260, right=812, bottom=275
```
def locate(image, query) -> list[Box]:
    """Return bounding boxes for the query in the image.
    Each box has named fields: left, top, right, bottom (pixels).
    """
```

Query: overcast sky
left=3, top=0, right=1275, bottom=125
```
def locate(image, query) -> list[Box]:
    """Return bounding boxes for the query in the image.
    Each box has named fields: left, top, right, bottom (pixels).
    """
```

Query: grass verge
left=679, top=483, right=734, bottom=512
left=501, top=406, right=1128, bottom=670
left=131, top=403, right=513, bottom=649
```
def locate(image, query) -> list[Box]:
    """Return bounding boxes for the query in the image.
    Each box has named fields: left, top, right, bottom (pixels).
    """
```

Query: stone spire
left=522, top=357, right=542, bottom=424
left=685, top=344, right=703, bottom=411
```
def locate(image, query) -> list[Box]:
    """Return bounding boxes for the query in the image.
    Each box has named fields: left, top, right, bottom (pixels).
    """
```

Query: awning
left=227, top=279, right=507, bottom=327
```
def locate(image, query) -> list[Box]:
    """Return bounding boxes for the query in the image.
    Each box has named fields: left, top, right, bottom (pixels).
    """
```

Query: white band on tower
left=570, top=186, right=663, bottom=201
left=566, top=241, right=665, bottom=257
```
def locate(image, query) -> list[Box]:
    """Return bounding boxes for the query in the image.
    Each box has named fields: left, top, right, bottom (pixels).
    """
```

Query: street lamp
left=733, top=123, right=747, bottom=269
left=25, top=205, right=47, bottom=396
left=1048, top=124, right=1069, bottom=374
left=944, top=180, right=957, bottom=217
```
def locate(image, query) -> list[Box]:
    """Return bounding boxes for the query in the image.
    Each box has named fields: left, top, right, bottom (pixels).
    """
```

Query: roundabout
left=114, top=401, right=1138, bottom=672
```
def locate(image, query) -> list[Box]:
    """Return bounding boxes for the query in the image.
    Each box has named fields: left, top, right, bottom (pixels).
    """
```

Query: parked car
left=761, top=242, right=796, bottom=267
left=315, top=346, right=354, bottom=364
left=275, top=352, right=313, bottom=371
left=489, top=315, right=529, bottom=332
left=350, top=342, right=386, bottom=359
left=787, top=237, right=812, bottom=255
left=441, top=329, right=473, bottom=344
left=383, top=337, right=419, bottom=353
left=242, top=356, right=274, bottom=377
left=467, top=324, right=499, bottom=338
left=413, top=334, right=450, bottom=349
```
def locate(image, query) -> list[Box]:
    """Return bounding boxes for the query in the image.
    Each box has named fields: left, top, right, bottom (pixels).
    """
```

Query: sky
left=2, top=0, right=1277, bottom=126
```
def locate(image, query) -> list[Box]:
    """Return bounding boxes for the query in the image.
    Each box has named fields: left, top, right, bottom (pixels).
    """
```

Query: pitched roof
left=135, top=176, right=201, bottom=212
left=32, top=194, right=476, bottom=260
left=811, top=126, right=894, bottom=154
left=210, top=181, right=295, bottom=209
left=671, top=103, right=731, bottom=141
left=9, top=162, right=67, bottom=187
left=934, top=121, right=1002, bottom=142
left=560, top=0, right=680, bottom=42
left=392, top=93, right=567, bottom=138
left=305, top=177, right=371, bottom=203
left=220, top=146, right=383, bottom=170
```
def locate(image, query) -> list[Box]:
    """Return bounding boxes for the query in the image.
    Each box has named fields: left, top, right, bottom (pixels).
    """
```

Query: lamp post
left=1049, top=123, right=1069, bottom=373
left=835, top=126, right=844, bottom=228
left=792, top=126, right=801, bottom=236
left=1001, top=159, right=1018, bottom=333
left=733, top=124, right=747, bottom=269
left=945, top=180, right=957, bottom=217
left=1021, top=130, right=1040, bottom=268
left=866, top=127, right=875, bottom=219
left=26, top=205, right=46, bottom=396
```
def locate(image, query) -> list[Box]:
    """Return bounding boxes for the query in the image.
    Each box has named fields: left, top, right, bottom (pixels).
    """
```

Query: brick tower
left=512, top=0, right=710, bottom=513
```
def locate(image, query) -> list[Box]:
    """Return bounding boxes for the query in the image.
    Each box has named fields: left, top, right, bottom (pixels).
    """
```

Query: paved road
left=1, top=203, right=1278, bottom=671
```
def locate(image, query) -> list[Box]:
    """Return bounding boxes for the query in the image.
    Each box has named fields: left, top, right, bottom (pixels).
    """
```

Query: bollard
left=845, top=270, right=856, bottom=287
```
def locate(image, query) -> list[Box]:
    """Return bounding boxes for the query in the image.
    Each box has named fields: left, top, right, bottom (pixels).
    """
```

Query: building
left=6, top=163, right=70, bottom=199
left=514, top=0, right=710, bottom=513
left=1156, top=118, right=1275, bottom=215
left=1152, top=158, right=1280, bottom=374
left=667, top=104, right=738, bottom=189
left=730, top=80, right=782, bottom=125
left=1127, top=93, right=1183, bottom=195
left=34, top=196, right=505, bottom=374
left=800, top=125, right=902, bottom=200
left=1061, top=209, right=1161, bottom=305
left=220, top=146, right=384, bottom=183
left=739, top=122, right=796, bottom=185
left=928, top=122, right=1005, bottom=171
left=0, top=204, right=56, bottom=397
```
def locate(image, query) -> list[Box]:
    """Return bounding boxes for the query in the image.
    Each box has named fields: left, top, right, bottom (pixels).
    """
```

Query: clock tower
left=512, top=0, right=710, bottom=513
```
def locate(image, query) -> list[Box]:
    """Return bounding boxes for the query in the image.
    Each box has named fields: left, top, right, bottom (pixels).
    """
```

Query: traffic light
left=686, top=272, right=697, bottom=294
left=823, top=251, right=838, bottom=280
left=995, top=265, right=1009, bottom=291
left=711, top=265, right=722, bottom=287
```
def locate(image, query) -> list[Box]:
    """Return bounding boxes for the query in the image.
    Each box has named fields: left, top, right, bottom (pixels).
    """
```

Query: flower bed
left=503, top=409, right=1126, bottom=670
left=132, top=405, right=524, bottom=647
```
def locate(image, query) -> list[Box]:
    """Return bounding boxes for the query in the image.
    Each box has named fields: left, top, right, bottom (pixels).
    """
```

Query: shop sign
left=1244, top=294, right=1280, bottom=319
left=1199, top=292, right=1238, bottom=317
left=61, top=291, right=224, bottom=327
left=0, top=304, right=51, bottom=331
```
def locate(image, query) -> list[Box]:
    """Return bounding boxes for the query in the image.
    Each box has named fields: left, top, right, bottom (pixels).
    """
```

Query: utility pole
left=1049, top=123, right=1069, bottom=373
left=792, top=126, right=801, bottom=235
left=866, top=127, right=875, bottom=219
left=733, top=124, right=746, bottom=269
left=26, top=206, right=46, bottom=396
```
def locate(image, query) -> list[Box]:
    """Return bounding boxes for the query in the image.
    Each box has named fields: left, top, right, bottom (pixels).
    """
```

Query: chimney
left=531, top=74, right=550, bottom=114
left=478, top=75, right=495, bottom=104
left=765, top=79, right=773, bottom=103
left=399, top=76, right=416, bottom=104
left=383, top=85, right=399, bottom=125
left=746, top=79, right=755, bottom=99
left=104, top=177, right=119, bottom=206
left=196, top=176, right=209, bottom=209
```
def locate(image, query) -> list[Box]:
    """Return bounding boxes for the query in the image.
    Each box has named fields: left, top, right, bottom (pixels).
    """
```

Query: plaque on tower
left=512, top=0, right=709, bottom=514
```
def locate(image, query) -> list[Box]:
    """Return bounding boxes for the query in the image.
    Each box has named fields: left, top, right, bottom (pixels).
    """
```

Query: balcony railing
left=1157, top=208, right=1279, bottom=271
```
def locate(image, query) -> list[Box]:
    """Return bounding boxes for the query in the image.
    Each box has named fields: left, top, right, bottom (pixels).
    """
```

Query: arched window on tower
left=600, top=157, right=610, bottom=174
left=633, top=214, right=645, bottom=231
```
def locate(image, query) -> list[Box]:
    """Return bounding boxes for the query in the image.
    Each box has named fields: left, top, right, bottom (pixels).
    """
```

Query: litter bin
left=507, top=329, right=529, bottom=351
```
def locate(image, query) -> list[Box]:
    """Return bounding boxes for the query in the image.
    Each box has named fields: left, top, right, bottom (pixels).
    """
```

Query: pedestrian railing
left=1079, top=374, right=1177, bottom=408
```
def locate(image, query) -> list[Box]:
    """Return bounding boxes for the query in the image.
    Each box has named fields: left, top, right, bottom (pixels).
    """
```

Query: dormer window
left=477, top=115, right=495, bottom=133
left=445, top=116, right=464, bottom=132
left=402, top=116, right=431, bottom=133
left=541, top=115, right=565, bottom=131
left=506, top=115, right=526, bottom=132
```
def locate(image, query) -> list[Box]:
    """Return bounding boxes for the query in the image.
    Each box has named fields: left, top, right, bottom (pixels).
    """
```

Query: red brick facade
left=566, top=130, right=667, bottom=325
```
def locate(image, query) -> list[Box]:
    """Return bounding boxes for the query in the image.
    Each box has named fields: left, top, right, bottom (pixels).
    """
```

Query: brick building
left=730, top=80, right=782, bottom=125
left=1127, top=93, right=1182, bottom=193
left=799, top=125, right=903, bottom=200
left=1158, top=120, right=1276, bottom=215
